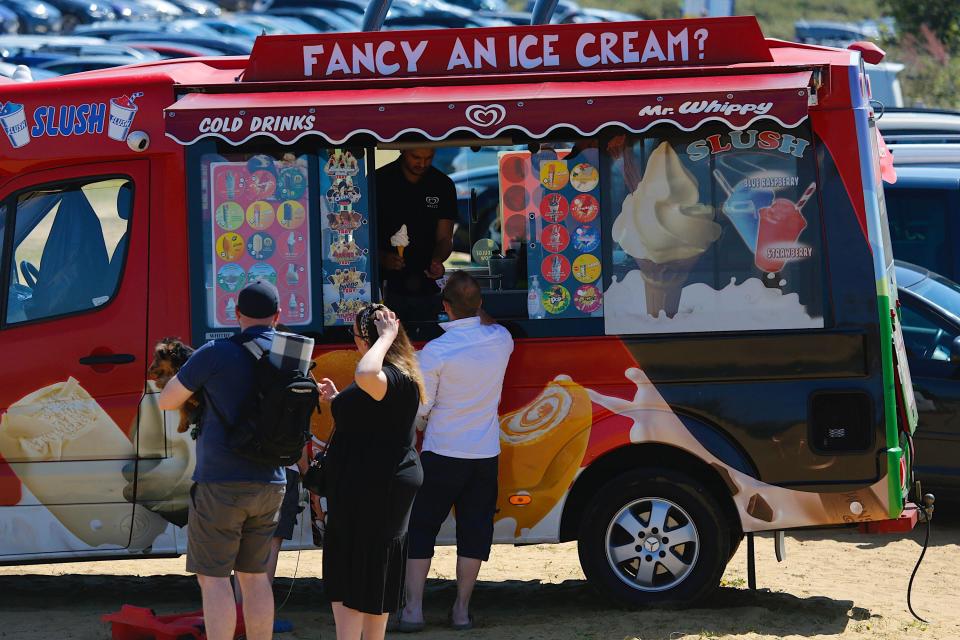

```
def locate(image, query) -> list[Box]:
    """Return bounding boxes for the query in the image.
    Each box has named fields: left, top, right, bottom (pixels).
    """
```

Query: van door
left=0, top=161, right=166, bottom=557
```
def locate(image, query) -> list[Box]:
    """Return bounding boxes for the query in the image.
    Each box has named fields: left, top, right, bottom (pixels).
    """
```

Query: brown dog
left=148, top=337, right=203, bottom=436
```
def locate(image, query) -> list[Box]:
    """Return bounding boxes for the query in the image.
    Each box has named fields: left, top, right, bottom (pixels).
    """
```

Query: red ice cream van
left=0, top=16, right=919, bottom=606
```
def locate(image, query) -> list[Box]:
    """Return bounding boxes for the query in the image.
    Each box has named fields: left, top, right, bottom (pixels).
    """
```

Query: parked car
left=127, top=41, right=222, bottom=57
left=34, top=53, right=141, bottom=72
left=0, top=5, right=20, bottom=34
left=885, top=165, right=960, bottom=281
left=794, top=19, right=881, bottom=47
left=38, top=0, right=113, bottom=31
left=165, top=0, right=220, bottom=16
left=0, top=58, right=57, bottom=78
left=111, top=33, right=252, bottom=54
left=878, top=108, right=960, bottom=145
left=1, top=41, right=157, bottom=65
left=266, top=6, right=357, bottom=32
left=74, top=19, right=220, bottom=38
left=895, top=260, right=960, bottom=497
left=0, top=0, right=62, bottom=34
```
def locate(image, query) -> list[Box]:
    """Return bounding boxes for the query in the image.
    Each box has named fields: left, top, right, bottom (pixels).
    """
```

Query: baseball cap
left=237, top=280, right=279, bottom=319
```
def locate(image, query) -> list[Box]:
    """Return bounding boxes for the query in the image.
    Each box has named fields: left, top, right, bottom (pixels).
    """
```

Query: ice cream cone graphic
left=496, top=375, right=593, bottom=535
left=612, top=142, right=721, bottom=318
left=398, top=246, right=405, bottom=259
left=0, top=101, right=30, bottom=148
left=635, top=255, right=701, bottom=318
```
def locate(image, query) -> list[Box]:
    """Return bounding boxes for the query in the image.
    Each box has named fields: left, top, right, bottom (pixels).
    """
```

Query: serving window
left=186, top=120, right=826, bottom=341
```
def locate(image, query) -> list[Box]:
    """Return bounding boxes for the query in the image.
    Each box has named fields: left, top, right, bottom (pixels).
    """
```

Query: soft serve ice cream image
left=612, top=142, right=721, bottom=318
left=390, top=224, right=410, bottom=258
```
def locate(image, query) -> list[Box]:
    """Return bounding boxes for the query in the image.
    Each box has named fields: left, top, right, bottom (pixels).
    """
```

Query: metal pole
left=530, top=0, right=559, bottom=25
left=361, top=0, right=393, bottom=32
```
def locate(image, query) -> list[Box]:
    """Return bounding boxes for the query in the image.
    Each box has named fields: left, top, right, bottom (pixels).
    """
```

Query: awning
left=164, top=71, right=812, bottom=146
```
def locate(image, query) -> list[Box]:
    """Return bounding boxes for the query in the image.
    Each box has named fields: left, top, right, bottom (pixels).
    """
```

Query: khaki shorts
left=186, top=482, right=286, bottom=577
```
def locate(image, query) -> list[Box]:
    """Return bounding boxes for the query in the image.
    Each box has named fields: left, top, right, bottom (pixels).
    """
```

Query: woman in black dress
left=317, top=303, right=425, bottom=640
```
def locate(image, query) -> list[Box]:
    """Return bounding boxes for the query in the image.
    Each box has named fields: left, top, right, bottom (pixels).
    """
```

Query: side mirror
left=950, top=336, right=960, bottom=364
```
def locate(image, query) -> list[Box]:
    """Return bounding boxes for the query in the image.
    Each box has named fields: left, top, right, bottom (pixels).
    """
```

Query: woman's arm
left=355, top=309, right=399, bottom=401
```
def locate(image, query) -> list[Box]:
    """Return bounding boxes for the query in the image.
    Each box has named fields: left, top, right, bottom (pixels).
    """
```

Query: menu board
left=209, top=154, right=312, bottom=327
left=503, top=147, right=603, bottom=319
left=320, top=148, right=372, bottom=326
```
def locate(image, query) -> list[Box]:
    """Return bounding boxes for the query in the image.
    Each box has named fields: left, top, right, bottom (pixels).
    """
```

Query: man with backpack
left=159, top=280, right=317, bottom=640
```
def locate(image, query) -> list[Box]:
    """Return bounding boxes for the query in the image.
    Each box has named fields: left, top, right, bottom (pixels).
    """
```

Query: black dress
left=322, top=363, right=423, bottom=614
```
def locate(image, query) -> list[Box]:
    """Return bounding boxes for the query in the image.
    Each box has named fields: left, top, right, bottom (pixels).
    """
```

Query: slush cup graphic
left=0, top=102, right=30, bottom=148
left=107, top=92, right=143, bottom=142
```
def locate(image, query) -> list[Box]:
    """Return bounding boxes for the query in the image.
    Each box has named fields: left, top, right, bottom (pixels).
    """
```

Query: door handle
left=79, top=353, right=136, bottom=366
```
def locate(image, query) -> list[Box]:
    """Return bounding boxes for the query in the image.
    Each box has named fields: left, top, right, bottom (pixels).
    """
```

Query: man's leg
left=452, top=557, right=482, bottom=626
left=266, top=536, right=283, bottom=583
left=331, top=602, right=364, bottom=640
left=401, top=558, right=432, bottom=624
left=401, top=452, right=463, bottom=625
left=451, top=455, right=499, bottom=627
left=235, top=571, right=275, bottom=640
left=196, top=575, right=238, bottom=640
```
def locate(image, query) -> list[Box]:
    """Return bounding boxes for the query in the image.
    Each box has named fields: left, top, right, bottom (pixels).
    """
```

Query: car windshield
left=910, top=270, right=960, bottom=312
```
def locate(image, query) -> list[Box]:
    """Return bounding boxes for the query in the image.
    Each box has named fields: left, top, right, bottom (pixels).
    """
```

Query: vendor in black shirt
left=377, top=148, right=457, bottom=321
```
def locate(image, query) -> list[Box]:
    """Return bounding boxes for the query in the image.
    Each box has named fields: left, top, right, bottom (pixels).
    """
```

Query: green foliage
left=882, top=0, right=960, bottom=54
left=887, top=29, right=960, bottom=109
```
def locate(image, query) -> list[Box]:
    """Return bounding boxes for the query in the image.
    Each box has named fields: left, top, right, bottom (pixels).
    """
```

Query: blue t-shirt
left=177, top=326, right=286, bottom=484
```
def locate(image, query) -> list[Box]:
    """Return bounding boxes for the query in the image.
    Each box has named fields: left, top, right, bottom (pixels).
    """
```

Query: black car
left=896, top=260, right=960, bottom=497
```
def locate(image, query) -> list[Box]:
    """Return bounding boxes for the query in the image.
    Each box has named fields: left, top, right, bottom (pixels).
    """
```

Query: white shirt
left=418, top=316, right=514, bottom=458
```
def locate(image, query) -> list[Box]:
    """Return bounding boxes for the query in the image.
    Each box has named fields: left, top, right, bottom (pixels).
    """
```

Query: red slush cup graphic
left=755, top=182, right=815, bottom=272
left=107, top=92, right=143, bottom=142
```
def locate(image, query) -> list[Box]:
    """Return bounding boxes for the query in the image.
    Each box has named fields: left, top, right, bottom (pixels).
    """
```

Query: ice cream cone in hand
left=390, top=224, right=410, bottom=259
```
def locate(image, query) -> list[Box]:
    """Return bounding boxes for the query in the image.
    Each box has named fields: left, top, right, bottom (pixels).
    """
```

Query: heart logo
left=425, top=196, right=439, bottom=205
left=465, top=104, right=506, bottom=128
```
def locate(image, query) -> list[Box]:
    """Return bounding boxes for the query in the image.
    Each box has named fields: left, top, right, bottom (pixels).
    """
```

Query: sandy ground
left=2, top=508, right=959, bottom=640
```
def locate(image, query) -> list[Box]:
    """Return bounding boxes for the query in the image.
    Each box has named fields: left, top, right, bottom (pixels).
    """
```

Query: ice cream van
left=0, top=15, right=919, bottom=606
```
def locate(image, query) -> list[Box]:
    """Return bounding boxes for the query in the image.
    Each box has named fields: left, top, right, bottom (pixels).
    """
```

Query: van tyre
left=578, top=468, right=730, bottom=608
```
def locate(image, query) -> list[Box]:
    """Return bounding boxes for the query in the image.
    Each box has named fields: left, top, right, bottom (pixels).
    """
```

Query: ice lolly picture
left=0, top=378, right=168, bottom=548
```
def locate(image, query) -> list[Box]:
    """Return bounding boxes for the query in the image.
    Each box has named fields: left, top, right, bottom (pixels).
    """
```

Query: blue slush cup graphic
left=0, top=102, right=30, bottom=148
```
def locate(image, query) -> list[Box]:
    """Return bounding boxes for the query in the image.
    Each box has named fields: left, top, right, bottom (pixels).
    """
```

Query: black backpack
left=208, top=333, right=319, bottom=467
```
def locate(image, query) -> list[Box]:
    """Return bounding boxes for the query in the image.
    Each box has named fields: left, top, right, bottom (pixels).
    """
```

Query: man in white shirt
left=394, top=271, right=513, bottom=632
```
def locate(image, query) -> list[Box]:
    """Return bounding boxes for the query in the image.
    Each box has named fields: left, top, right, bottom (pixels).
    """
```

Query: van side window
left=884, top=188, right=952, bottom=276
left=6, top=178, right=132, bottom=324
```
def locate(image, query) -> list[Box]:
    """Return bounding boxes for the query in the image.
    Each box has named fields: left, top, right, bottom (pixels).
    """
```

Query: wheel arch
left=559, top=440, right=747, bottom=544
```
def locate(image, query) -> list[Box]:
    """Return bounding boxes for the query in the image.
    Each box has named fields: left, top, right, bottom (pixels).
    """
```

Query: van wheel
left=577, top=469, right=730, bottom=608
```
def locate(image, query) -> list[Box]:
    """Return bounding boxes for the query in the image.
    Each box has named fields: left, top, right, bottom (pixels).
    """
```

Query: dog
left=148, top=337, right=203, bottom=437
